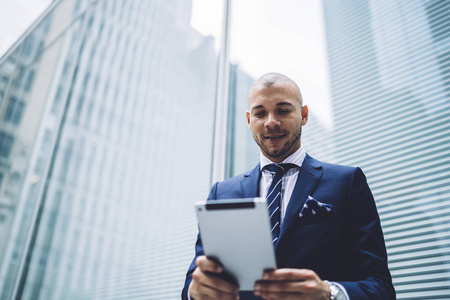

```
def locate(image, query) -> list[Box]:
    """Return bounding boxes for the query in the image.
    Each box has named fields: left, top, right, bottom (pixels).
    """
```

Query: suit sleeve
left=338, top=167, right=396, bottom=299
left=181, top=183, right=218, bottom=300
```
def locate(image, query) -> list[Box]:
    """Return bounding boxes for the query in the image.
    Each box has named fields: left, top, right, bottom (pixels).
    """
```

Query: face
left=246, top=81, right=308, bottom=163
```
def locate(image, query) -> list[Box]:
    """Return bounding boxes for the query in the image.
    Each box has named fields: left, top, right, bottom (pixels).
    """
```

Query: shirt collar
left=260, top=145, right=306, bottom=170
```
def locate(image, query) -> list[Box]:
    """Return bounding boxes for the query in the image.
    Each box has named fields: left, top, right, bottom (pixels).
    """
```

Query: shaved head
left=246, top=72, right=308, bottom=163
left=250, top=72, right=303, bottom=105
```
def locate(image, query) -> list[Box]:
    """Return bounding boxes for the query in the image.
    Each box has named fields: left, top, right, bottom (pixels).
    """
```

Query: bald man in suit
left=182, top=73, right=395, bottom=300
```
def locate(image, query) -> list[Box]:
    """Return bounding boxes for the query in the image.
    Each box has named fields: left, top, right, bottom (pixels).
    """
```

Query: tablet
left=195, top=198, right=276, bottom=290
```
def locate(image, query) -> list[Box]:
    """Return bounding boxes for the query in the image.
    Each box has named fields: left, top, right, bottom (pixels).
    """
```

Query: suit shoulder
left=320, top=161, right=358, bottom=172
left=208, top=165, right=260, bottom=200
left=207, top=173, right=245, bottom=200
left=217, top=169, right=253, bottom=188
left=307, top=155, right=363, bottom=177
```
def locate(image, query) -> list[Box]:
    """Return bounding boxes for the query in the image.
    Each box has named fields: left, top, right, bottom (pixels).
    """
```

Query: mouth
left=265, top=134, right=286, bottom=142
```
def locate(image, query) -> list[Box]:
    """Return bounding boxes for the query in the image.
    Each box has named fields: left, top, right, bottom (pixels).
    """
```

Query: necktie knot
left=264, top=163, right=297, bottom=175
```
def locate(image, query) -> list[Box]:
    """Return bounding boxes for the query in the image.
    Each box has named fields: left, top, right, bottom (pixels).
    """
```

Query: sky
left=0, top=0, right=51, bottom=58
left=0, top=0, right=333, bottom=126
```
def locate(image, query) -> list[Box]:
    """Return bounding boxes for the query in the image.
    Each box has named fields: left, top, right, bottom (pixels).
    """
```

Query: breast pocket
left=292, top=214, right=343, bottom=248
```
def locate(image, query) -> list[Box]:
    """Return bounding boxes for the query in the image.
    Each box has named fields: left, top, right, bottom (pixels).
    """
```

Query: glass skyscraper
left=303, top=0, right=450, bottom=298
left=0, top=0, right=222, bottom=298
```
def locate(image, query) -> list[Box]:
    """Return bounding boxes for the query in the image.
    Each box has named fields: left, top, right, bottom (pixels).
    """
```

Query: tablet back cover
left=195, top=198, right=276, bottom=290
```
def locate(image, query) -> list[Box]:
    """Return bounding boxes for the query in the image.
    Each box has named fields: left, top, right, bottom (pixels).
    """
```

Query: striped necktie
left=264, top=163, right=297, bottom=245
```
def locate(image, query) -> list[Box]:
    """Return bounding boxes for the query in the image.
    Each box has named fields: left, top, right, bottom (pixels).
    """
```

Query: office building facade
left=0, top=0, right=221, bottom=298
left=314, top=0, right=450, bottom=298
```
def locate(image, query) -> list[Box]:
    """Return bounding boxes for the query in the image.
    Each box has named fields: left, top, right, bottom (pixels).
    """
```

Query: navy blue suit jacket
left=182, top=155, right=395, bottom=299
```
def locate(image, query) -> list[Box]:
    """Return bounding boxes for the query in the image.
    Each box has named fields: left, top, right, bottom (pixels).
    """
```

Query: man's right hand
left=188, top=256, right=240, bottom=300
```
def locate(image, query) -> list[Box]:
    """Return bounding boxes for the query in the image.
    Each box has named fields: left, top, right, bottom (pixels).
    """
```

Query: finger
left=195, top=256, right=224, bottom=273
left=198, top=284, right=239, bottom=300
left=262, top=268, right=317, bottom=281
left=192, top=267, right=240, bottom=296
left=190, top=279, right=239, bottom=300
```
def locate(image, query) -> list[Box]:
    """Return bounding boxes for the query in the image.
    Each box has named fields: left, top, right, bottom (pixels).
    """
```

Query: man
left=182, top=73, right=395, bottom=300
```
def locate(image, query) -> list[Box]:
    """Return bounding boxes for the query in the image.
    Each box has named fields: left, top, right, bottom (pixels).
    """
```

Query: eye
left=253, top=111, right=266, bottom=117
left=278, top=110, right=291, bottom=115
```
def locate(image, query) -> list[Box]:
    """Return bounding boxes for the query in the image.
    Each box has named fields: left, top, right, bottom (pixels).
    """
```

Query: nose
left=265, top=113, right=281, bottom=128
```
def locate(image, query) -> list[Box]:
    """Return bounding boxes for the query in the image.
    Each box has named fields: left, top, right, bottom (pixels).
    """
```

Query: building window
left=13, top=65, right=25, bottom=88
left=51, top=85, right=64, bottom=114
left=22, top=35, right=35, bottom=57
left=4, top=97, right=25, bottom=125
left=0, top=74, right=8, bottom=85
left=24, top=70, right=35, bottom=92
left=0, top=132, right=14, bottom=158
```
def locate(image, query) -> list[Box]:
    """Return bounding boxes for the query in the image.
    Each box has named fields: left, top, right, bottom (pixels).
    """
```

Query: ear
left=301, top=105, right=309, bottom=125
left=246, top=111, right=252, bottom=129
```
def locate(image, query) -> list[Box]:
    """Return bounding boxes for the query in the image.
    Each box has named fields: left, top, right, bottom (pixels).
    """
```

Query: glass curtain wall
left=0, top=0, right=223, bottom=299
left=320, top=1, right=450, bottom=298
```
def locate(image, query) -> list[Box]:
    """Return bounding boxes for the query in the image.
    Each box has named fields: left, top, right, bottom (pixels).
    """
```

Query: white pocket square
left=299, top=195, right=333, bottom=218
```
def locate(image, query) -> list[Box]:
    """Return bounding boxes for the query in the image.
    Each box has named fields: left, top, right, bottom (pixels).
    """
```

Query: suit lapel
left=279, top=155, right=323, bottom=240
left=241, top=163, right=261, bottom=198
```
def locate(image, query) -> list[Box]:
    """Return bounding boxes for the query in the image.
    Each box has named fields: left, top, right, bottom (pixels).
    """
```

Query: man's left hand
left=253, top=269, right=331, bottom=300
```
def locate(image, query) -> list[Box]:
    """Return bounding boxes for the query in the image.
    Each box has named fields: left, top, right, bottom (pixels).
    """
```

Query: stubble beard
left=253, top=126, right=302, bottom=160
